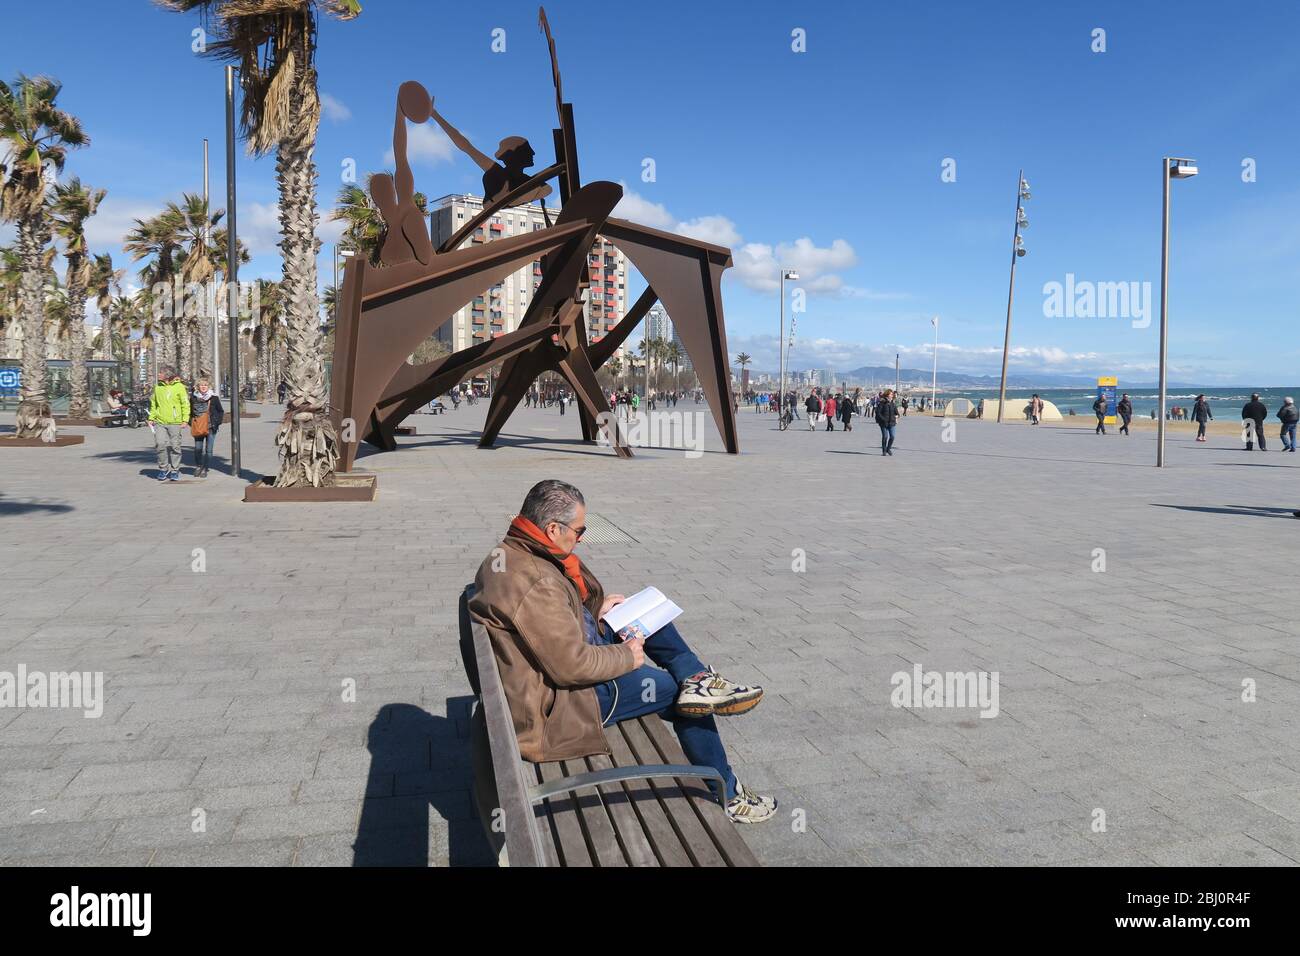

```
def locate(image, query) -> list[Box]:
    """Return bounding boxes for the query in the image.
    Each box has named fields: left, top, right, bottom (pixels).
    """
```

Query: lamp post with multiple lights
left=1156, top=156, right=1198, bottom=467
left=778, top=268, right=799, bottom=420
left=996, top=172, right=1031, bottom=423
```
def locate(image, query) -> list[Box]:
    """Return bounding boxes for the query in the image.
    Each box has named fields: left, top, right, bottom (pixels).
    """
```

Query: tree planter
left=0, top=434, right=86, bottom=447
left=243, top=471, right=376, bottom=503
left=53, top=416, right=105, bottom=427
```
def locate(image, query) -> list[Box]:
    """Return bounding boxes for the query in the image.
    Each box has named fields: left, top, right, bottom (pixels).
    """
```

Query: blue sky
left=4, top=0, right=1299, bottom=384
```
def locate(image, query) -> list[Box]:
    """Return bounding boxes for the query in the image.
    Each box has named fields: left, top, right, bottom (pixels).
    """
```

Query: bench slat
left=584, top=753, right=660, bottom=867
left=536, top=760, right=595, bottom=867
left=639, top=714, right=761, bottom=867
left=605, top=723, right=694, bottom=867
left=526, top=762, right=562, bottom=867
left=619, top=718, right=728, bottom=867
left=561, top=758, right=628, bottom=867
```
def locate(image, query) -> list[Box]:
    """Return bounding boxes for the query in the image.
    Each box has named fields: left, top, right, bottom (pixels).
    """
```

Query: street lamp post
left=930, top=315, right=940, bottom=412
left=224, top=65, right=242, bottom=477
left=997, top=171, right=1031, bottom=423
left=778, top=268, right=798, bottom=423
left=1157, top=156, right=1198, bottom=468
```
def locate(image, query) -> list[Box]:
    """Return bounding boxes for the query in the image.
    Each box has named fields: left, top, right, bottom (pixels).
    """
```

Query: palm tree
left=160, top=0, right=363, bottom=488
left=734, top=351, right=752, bottom=392
left=90, top=253, right=125, bottom=361
left=666, top=340, right=683, bottom=395
left=125, top=210, right=183, bottom=378
left=49, top=177, right=106, bottom=418
left=0, top=75, right=88, bottom=437
left=167, top=192, right=224, bottom=379
left=0, top=244, right=20, bottom=359
left=251, top=278, right=285, bottom=400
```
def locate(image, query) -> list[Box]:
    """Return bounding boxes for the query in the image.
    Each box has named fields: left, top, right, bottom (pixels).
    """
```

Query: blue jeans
left=879, top=423, right=895, bottom=453
left=193, top=426, right=218, bottom=469
left=1283, top=423, right=1296, bottom=450
left=586, top=612, right=737, bottom=801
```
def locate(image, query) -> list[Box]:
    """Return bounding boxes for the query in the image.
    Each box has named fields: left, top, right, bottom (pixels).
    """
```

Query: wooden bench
left=458, top=586, right=759, bottom=867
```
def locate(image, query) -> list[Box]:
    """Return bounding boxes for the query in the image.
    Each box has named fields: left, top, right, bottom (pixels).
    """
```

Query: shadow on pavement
left=352, top=700, right=494, bottom=867
left=0, top=494, right=74, bottom=515
left=1152, top=503, right=1297, bottom=519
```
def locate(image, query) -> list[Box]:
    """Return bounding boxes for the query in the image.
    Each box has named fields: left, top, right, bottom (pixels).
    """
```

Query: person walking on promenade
left=823, top=393, right=837, bottom=431
left=876, top=388, right=899, bottom=456
left=277, top=380, right=287, bottom=404
left=558, top=391, right=568, bottom=416
left=841, top=392, right=855, bottom=432
left=805, top=390, right=822, bottom=430
left=189, top=377, right=225, bottom=479
left=1030, top=393, right=1044, bottom=425
left=1243, top=393, right=1268, bottom=451
left=1278, top=397, right=1298, bottom=453
left=148, top=367, right=189, bottom=482
left=1118, top=393, right=1133, bottom=435
left=1191, top=394, right=1212, bottom=442
left=1093, top=394, right=1107, bottom=435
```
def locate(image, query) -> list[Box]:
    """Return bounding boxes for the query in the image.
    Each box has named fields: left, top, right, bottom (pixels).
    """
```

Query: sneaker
left=168, top=471, right=180, bottom=482
left=156, top=469, right=169, bottom=481
left=676, top=666, right=763, bottom=717
left=726, top=779, right=777, bottom=824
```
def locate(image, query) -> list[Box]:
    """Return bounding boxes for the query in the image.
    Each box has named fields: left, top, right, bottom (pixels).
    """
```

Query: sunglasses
left=554, top=521, right=586, bottom=540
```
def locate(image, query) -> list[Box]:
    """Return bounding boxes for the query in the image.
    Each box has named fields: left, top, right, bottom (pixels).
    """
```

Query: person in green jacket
left=148, top=367, right=190, bottom=481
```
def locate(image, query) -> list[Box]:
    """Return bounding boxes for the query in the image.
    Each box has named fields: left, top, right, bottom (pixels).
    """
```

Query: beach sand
left=924, top=411, right=1278, bottom=439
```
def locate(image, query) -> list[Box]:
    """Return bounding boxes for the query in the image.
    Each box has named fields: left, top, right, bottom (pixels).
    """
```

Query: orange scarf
left=508, top=515, right=589, bottom=600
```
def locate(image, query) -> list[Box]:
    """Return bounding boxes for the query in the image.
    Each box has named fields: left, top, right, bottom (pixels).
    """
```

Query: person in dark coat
left=1117, top=393, right=1133, bottom=435
left=875, top=389, right=899, bottom=456
left=1277, top=397, right=1298, bottom=453
left=840, top=392, right=855, bottom=432
left=1092, top=395, right=1107, bottom=435
left=189, top=377, right=225, bottom=479
left=1243, top=394, right=1268, bottom=451
left=1191, top=394, right=1213, bottom=442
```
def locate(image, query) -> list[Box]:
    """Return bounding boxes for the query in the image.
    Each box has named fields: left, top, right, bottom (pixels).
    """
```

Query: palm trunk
left=196, top=297, right=213, bottom=380
left=14, top=217, right=54, bottom=438
left=180, top=315, right=195, bottom=384
left=66, top=258, right=90, bottom=418
left=272, top=133, right=338, bottom=487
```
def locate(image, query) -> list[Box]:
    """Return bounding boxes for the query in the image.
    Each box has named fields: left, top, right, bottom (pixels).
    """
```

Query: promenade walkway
left=2, top=403, right=1298, bottom=865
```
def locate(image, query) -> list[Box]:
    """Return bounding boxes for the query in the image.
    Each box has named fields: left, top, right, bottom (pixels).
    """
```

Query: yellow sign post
left=1097, top=376, right=1117, bottom=425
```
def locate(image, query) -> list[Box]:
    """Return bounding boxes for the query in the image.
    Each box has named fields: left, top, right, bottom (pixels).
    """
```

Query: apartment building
left=428, top=194, right=629, bottom=355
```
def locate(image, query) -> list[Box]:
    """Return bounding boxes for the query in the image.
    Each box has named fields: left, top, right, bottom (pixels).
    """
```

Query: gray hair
left=159, top=366, right=176, bottom=379
left=1287, top=397, right=1295, bottom=405
left=520, top=479, right=584, bottom=529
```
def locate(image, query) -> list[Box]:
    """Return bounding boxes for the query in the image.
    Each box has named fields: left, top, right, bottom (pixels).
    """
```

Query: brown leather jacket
left=468, top=534, right=635, bottom=762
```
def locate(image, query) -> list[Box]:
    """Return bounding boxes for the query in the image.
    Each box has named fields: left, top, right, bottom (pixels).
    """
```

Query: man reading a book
left=469, top=479, right=776, bottom=823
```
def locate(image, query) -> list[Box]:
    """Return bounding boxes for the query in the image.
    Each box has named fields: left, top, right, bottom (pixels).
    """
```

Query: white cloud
left=320, top=93, right=352, bottom=122
left=613, top=185, right=883, bottom=298
left=612, top=183, right=675, bottom=230
left=676, top=215, right=742, bottom=249
left=84, top=197, right=165, bottom=254
left=383, top=123, right=454, bottom=167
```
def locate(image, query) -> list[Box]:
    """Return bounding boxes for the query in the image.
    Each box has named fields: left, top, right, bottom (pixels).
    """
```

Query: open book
left=600, top=586, right=682, bottom=641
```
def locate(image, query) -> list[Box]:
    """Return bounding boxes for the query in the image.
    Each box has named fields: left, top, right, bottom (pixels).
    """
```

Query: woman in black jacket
left=875, top=389, right=899, bottom=456
left=190, top=377, right=226, bottom=478
left=1191, top=394, right=1213, bottom=442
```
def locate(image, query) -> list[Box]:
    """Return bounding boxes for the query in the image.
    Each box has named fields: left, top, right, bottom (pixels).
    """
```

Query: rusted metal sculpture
left=329, top=7, right=738, bottom=471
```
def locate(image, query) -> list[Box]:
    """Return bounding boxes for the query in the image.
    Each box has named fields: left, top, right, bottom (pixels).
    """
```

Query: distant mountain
left=835, top=366, right=1197, bottom=390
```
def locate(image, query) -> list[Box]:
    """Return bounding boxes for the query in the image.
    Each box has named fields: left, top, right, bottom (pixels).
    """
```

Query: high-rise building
left=428, top=194, right=629, bottom=354
left=643, top=306, right=693, bottom=371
